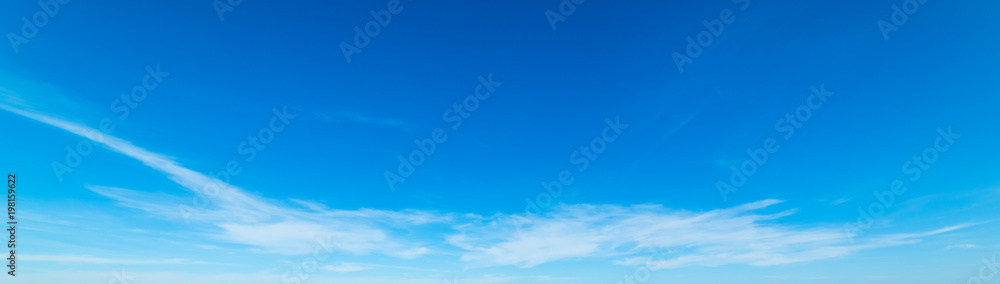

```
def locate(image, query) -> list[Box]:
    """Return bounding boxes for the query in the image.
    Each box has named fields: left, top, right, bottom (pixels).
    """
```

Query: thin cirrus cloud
left=21, top=254, right=217, bottom=265
left=0, top=103, right=442, bottom=258
left=322, top=263, right=374, bottom=273
left=320, top=262, right=445, bottom=273
left=447, top=200, right=973, bottom=269
left=0, top=101, right=974, bottom=270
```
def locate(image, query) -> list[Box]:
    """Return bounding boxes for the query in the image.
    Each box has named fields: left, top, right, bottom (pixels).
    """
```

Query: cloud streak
left=22, top=254, right=218, bottom=265
left=0, top=103, right=441, bottom=258
left=447, top=200, right=968, bottom=269
left=0, top=103, right=975, bottom=271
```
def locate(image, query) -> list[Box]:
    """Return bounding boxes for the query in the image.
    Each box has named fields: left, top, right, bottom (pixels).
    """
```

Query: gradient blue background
left=1, top=0, right=998, bottom=283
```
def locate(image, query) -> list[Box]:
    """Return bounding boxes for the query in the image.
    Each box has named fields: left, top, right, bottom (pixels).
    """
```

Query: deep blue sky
left=2, top=0, right=999, bottom=283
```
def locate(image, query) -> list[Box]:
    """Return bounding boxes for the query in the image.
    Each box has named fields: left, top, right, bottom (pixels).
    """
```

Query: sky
left=1, top=0, right=999, bottom=283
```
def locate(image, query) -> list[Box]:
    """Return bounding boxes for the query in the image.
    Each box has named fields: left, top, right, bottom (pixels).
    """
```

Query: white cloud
left=830, top=198, right=850, bottom=205
left=322, top=263, right=373, bottom=273
left=0, top=103, right=976, bottom=272
left=0, top=104, right=442, bottom=258
left=22, top=255, right=216, bottom=265
left=17, top=270, right=574, bottom=284
left=447, top=200, right=970, bottom=269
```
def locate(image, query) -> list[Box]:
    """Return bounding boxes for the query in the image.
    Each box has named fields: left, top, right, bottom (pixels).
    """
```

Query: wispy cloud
left=0, top=103, right=442, bottom=258
left=18, top=271, right=575, bottom=284
left=22, top=255, right=217, bottom=265
left=319, top=261, right=444, bottom=273
left=447, top=200, right=970, bottom=269
left=322, top=263, right=373, bottom=273
left=830, top=198, right=850, bottom=205
left=0, top=102, right=976, bottom=272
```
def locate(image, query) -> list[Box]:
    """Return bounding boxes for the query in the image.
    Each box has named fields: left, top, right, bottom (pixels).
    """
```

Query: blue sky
left=2, top=0, right=1000, bottom=283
